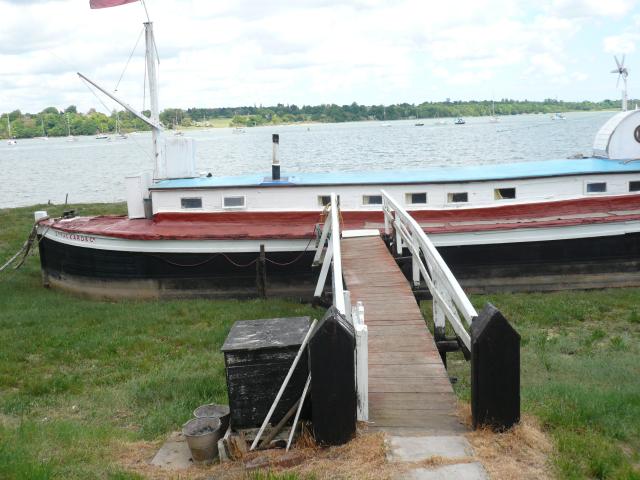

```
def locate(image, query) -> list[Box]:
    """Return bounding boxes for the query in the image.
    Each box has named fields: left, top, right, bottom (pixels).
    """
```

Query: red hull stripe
left=41, top=195, right=640, bottom=241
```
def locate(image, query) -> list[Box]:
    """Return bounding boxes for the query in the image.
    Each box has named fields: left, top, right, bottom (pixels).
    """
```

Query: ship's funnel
left=272, top=133, right=280, bottom=181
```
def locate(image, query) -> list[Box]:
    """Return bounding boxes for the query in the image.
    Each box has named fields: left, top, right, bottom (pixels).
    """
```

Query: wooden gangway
left=313, top=192, right=478, bottom=435
left=341, top=235, right=464, bottom=435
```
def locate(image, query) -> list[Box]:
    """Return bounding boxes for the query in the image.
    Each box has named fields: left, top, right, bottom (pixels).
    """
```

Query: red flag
left=90, top=0, right=138, bottom=9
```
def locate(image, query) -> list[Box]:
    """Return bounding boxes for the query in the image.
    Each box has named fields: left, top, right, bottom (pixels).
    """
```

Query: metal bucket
left=182, top=417, right=221, bottom=463
left=193, top=404, right=230, bottom=432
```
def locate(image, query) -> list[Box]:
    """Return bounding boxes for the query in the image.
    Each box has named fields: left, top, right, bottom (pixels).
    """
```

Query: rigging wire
left=114, top=26, right=145, bottom=93
left=140, top=0, right=151, bottom=23
left=80, top=78, right=115, bottom=116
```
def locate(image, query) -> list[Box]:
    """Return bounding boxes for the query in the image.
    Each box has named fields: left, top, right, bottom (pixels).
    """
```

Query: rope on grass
left=0, top=222, right=40, bottom=273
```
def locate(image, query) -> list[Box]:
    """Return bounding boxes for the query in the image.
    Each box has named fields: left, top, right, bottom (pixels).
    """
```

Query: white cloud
left=604, top=33, right=639, bottom=54
left=1, top=0, right=639, bottom=112
left=549, top=0, right=636, bottom=18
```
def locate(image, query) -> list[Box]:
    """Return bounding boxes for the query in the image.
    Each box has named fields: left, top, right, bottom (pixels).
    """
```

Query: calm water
left=0, top=111, right=615, bottom=209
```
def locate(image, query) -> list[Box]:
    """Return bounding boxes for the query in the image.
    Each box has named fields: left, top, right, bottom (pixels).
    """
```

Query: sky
left=2, top=0, right=640, bottom=114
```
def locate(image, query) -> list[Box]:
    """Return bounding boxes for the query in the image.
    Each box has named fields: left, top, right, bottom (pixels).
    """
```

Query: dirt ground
left=119, top=404, right=554, bottom=480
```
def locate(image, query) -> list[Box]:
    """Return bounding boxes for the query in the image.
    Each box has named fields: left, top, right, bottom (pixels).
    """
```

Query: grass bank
left=1, top=203, right=640, bottom=479
left=423, top=292, right=640, bottom=479
left=0, top=203, right=318, bottom=479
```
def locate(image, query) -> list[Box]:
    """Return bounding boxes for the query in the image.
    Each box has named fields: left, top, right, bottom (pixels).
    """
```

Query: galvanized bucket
left=182, top=417, right=221, bottom=463
left=193, top=403, right=230, bottom=432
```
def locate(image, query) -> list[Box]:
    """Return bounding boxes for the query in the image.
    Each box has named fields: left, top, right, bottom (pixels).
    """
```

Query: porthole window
left=630, top=181, right=640, bottom=192
left=181, top=197, right=202, bottom=209
left=447, top=192, right=468, bottom=203
left=406, top=192, right=427, bottom=204
left=223, top=196, right=246, bottom=208
left=586, top=182, right=607, bottom=193
left=363, top=195, right=383, bottom=205
left=494, top=187, right=516, bottom=200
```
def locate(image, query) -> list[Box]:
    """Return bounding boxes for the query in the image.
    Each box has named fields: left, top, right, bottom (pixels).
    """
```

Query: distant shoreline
left=1, top=100, right=627, bottom=140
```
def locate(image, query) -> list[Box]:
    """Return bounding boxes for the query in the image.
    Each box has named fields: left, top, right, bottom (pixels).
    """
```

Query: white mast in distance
left=611, top=55, right=629, bottom=112
left=144, top=21, right=161, bottom=169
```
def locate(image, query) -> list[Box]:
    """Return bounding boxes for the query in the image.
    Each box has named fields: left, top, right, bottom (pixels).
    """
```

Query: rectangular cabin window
left=362, top=194, right=383, bottom=205
left=318, top=195, right=331, bottom=207
left=447, top=192, right=468, bottom=203
left=406, top=192, right=427, bottom=204
left=630, top=181, right=640, bottom=192
left=494, top=187, right=516, bottom=200
left=223, top=195, right=246, bottom=208
left=181, top=197, right=202, bottom=209
left=318, top=195, right=340, bottom=207
left=586, top=182, right=607, bottom=193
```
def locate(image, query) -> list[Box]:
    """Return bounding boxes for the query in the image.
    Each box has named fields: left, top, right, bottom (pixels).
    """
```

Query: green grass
left=423, top=291, right=640, bottom=479
left=0, top=203, right=319, bottom=479
left=3, top=202, right=640, bottom=478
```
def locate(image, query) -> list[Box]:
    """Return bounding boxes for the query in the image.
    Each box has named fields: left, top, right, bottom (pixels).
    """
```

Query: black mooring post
left=256, top=244, right=267, bottom=298
left=471, top=303, right=520, bottom=431
left=309, top=306, right=356, bottom=446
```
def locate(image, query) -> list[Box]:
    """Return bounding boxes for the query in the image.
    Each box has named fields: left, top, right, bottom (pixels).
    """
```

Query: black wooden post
left=309, top=307, right=357, bottom=445
left=256, top=244, right=267, bottom=298
left=471, top=303, right=520, bottom=431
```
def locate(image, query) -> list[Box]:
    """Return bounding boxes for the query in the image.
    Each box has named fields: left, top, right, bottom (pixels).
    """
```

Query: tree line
left=1, top=106, right=152, bottom=139
left=1, top=99, right=630, bottom=139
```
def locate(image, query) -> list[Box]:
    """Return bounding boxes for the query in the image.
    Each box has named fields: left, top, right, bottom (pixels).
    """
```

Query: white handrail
left=381, top=190, right=477, bottom=350
left=313, top=193, right=346, bottom=315
left=330, top=193, right=346, bottom=314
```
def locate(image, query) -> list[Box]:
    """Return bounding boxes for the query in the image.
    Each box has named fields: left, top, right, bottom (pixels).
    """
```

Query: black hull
left=38, top=232, right=640, bottom=299
left=38, top=237, right=317, bottom=300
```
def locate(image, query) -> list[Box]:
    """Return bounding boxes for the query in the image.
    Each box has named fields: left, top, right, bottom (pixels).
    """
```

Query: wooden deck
left=341, top=235, right=465, bottom=435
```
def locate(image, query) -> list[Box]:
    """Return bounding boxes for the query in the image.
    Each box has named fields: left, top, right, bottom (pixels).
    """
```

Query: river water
left=0, top=111, right=615, bottom=208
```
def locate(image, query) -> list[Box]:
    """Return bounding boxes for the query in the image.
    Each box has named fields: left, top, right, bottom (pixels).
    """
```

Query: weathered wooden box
left=221, top=316, right=311, bottom=430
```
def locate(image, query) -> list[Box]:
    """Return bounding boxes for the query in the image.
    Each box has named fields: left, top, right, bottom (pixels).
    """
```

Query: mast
left=7, top=114, right=11, bottom=138
left=144, top=21, right=160, bottom=171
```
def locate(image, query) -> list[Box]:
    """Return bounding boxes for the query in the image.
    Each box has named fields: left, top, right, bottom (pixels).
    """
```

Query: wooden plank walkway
left=341, top=235, right=465, bottom=436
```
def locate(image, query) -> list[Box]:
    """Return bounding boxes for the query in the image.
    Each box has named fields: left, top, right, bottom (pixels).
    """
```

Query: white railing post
left=343, top=290, right=352, bottom=323
left=412, top=250, right=421, bottom=287
left=352, top=301, right=368, bottom=421
left=312, top=214, right=332, bottom=265
left=313, top=241, right=333, bottom=299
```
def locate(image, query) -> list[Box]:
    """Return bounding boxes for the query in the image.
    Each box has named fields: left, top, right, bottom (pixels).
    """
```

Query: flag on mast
left=90, top=0, right=138, bottom=9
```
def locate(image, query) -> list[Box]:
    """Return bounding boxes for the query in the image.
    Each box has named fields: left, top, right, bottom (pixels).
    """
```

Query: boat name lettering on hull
left=54, top=230, right=96, bottom=243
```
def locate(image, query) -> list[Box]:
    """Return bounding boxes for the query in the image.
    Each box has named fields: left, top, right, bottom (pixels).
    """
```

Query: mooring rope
left=0, top=221, right=45, bottom=273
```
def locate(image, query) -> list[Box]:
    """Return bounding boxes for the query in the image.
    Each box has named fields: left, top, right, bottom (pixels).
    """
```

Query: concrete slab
left=398, top=462, right=488, bottom=480
left=150, top=431, right=193, bottom=471
left=387, top=435, right=473, bottom=462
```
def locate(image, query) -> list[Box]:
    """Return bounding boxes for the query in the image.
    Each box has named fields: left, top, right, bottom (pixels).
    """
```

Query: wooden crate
left=221, top=316, right=311, bottom=430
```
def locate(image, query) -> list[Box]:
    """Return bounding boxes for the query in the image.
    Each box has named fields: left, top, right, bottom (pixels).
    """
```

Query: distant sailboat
left=489, top=99, right=499, bottom=123
left=114, top=111, right=128, bottom=139
left=173, top=114, right=184, bottom=136
left=37, top=117, right=49, bottom=140
left=66, top=114, right=78, bottom=142
left=6, top=114, right=17, bottom=145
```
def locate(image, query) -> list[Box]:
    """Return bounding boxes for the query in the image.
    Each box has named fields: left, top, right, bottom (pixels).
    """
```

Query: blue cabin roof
left=150, top=157, right=640, bottom=190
